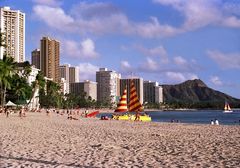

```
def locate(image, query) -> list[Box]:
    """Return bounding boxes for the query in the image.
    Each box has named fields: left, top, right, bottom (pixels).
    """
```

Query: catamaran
left=113, top=80, right=151, bottom=122
left=223, top=101, right=233, bottom=113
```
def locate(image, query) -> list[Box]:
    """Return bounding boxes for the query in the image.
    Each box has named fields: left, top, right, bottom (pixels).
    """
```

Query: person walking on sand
left=19, top=107, right=24, bottom=118
left=46, top=109, right=50, bottom=116
left=5, top=107, right=9, bottom=117
left=215, top=119, right=219, bottom=125
left=135, top=110, right=140, bottom=121
left=84, top=109, right=89, bottom=117
left=211, top=120, right=214, bottom=125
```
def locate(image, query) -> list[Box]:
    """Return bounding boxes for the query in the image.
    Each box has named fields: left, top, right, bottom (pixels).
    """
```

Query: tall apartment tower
left=59, top=64, right=70, bottom=94
left=143, top=81, right=163, bottom=103
left=31, top=49, right=40, bottom=69
left=59, top=64, right=70, bottom=82
left=0, top=6, right=25, bottom=62
left=40, top=36, right=60, bottom=82
left=69, top=66, right=79, bottom=83
left=120, top=78, right=143, bottom=104
left=155, top=85, right=163, bottom=103
left=96, top=68, right=121, bottom=103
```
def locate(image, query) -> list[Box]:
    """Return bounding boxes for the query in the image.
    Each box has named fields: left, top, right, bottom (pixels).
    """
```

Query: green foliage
left=39, top=80, right=61, bottom=108
left=0, top=56, right=16, bottom=106
left=0, top=32, right=33, bottom=106
left=7, top=74, right=32, bottom=103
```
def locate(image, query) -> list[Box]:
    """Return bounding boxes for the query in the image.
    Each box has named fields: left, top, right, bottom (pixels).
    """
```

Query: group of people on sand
left=170, top=119, right=180, bottom=123
left=0, top=106, right=11, bottom=117
left=0, top=106, right=27, bottom=118
left=211, top=119, right=219, bottom=125
left=36, top=108, right=93, bottom=120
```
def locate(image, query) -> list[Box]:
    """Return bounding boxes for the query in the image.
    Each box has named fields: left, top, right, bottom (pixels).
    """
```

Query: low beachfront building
left=70, top=80, right=97, bottom=101
left=144, top=81, right=163, bottom=104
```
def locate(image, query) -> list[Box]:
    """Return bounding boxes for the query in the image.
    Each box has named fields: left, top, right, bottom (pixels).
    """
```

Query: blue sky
left=1, top=0, right=240, bottom=98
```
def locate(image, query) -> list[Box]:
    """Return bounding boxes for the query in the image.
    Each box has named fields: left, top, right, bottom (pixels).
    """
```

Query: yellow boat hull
left=113, top=114, right=151, bottom=122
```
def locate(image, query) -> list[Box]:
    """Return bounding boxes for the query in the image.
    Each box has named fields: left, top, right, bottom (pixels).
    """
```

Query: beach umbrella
left=5, top=101, right=17, bottom=107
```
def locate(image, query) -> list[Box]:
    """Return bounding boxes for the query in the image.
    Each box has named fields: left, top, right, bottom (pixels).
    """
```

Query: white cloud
left=223, top=2, right=240, bottom=17
left=136, top=45, right=169, bottom=63
left=207, top=50, right=240, bottom=69
left=173, top=56, right=187, bottom=66
left=33, top=1, right=240, bottom=38
left=165, top=72, right=198, bottom=83
left=153, top=0, right=240, bottom=31
left=33, top=2, right=132, bottom=35
left=33, top=5, right=74, bottom=31
left=222, top=16, right=240, bottom=28
left=121, top=61, right=131, bottom=70
left=78, top=63, right=99, bottom=81
left=33, top=1, right=240, bottom=39
left=128, top=44, right=201, bottom=76
left=63, top=38, right=99, bottom=59
left=32, top=0, right=62, bottom=6
left=144, top=57, right=159, bottom=71
left=210, top=76, right=223, bottom=86
left=81, top=39, right=99, bottom=58
left=166, top=72, right=186, bottom=83
left=134, top=16, right=181, bottom=38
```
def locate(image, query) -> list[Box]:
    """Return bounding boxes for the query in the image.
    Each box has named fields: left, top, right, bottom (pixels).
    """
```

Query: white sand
left=0, top=112, right=239, bottom=167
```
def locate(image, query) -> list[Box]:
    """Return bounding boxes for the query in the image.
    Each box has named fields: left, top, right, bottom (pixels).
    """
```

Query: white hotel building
left=96, top=68, right=121, bottom=103
left=0, top=6, right=25, bottom=62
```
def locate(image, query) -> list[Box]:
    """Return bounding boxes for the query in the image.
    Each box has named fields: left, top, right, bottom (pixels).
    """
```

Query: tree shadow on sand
left=0, top=155, right=95, bottom=168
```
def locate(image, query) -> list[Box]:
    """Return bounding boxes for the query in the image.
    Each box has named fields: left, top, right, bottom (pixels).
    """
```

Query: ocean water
left=98, top=110, right=240, bottom=125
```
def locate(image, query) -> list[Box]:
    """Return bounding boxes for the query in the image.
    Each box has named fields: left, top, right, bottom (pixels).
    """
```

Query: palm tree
left=0, top=56, right=16, bottom=106
left=33, top=72, right=46, bottom=90
left=10, top=74, right=31, bottom=104
left=21, top=61, right=32, bottom=78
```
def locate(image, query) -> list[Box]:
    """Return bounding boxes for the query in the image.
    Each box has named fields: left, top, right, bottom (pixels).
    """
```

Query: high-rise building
left=69, top=66, right=79, bottom=83
left=60, top=64, right=70, bottom=82
left=0, top=6, right=25, bottom=62
left=96, top=68, right=121, bottom=103
left=40, top=36, right=60, bottom=82
left=155, top=85, right=163, bottom=103
left=70, top=80, right=97, bottom=100
left=31, top=49, right=40, bottom=69
left=143, top=81, right=163, bottom=104
left=120, top=78, right=143, bottom=104
left=59, top=64, right=70, bottom=93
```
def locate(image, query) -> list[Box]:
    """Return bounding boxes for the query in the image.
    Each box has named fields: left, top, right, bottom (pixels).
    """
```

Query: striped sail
left=128, top=80, right=144, bottom=112
left=115, top=89, right=128, bottom=112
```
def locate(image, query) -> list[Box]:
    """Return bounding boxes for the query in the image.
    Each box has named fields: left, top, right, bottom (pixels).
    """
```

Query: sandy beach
left=0, top=112, right=239, bottom=167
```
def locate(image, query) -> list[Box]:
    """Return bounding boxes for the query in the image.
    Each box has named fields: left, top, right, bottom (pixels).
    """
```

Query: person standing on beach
left=215, top=119, right=219, bottom=125
left=46, top=109, right=50, bottom=116
left=211, top=120, right=214, bottom=125
left=5, top=107, right=9, bottom=117
left=85, top=109, right=89, bottom=117
left=135, top=110, right=140, bottom=121
left=0, top=107, right=3, bottom=113
left=19, top=107, right=24, bottom=118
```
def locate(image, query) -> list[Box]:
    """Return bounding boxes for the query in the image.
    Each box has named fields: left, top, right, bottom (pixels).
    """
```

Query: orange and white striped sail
left=115, top=89, right=128, bottom=112
left=128, top=80, right=144, bottom=112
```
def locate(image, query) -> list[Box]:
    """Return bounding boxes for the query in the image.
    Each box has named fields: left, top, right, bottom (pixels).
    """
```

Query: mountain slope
left=162, top=79, right=239, bottom=103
